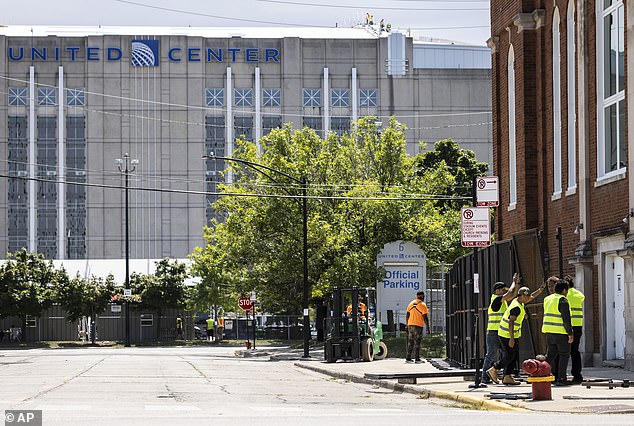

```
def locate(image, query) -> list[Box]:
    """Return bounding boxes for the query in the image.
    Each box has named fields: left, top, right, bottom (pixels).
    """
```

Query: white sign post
left=475, top=176, right=499, bottom=207
left=461, top=207, right=491, bottom=247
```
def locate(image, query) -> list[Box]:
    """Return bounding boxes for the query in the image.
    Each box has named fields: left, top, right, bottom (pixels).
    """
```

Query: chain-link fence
left=426, top=263, right=448, bottom=336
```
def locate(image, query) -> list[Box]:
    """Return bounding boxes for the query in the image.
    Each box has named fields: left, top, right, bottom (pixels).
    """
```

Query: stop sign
left=238, top=297, right=254, bottom=311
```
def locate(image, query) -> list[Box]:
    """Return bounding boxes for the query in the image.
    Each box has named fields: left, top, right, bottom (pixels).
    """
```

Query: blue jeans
left=481, top=330, right=501, bottom=380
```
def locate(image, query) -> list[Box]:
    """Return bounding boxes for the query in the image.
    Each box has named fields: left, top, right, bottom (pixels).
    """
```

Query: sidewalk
left=240, top=346, right=634, bottom=414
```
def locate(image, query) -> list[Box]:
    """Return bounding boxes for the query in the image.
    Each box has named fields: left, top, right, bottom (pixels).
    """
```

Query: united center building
left=0, top=26, right=491, bottom=264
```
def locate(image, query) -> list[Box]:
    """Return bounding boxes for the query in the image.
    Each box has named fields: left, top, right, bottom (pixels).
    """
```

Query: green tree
left=136, top=259, right=188, bottom=337
left=189, top=242, right=233, bottom=315
left=0, top=249, right=67, bottom=340
left=195, top=118, right=466, bottom=315
left=414, top=138, right=489, bottom=211
left=56, top=274, right=116, bottom=344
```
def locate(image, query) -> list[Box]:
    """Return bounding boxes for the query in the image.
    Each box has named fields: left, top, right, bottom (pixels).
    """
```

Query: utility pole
left=116, top=153, right=138, bottom=348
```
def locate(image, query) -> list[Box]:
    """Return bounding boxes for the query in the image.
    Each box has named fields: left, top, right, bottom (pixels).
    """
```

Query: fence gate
left=446, top=230, right=548, bottom=368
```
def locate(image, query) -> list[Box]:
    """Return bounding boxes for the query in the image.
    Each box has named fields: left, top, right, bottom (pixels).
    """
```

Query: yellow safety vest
left=542, top=293, right=567, bottom=334
left=498, top=298, right=525, bottom=339
left=487, top=295, right=508, bottom=331
left=206, top=318, right=214, bottom=330
left=566, top=288, right=584, bottom=327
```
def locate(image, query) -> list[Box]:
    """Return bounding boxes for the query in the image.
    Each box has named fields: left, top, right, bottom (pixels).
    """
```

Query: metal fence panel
left=446, top=231, right=548, bottom=368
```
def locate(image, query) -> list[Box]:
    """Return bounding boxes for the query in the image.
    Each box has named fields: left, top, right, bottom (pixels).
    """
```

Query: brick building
left=489, top=1, right=633, bottom=368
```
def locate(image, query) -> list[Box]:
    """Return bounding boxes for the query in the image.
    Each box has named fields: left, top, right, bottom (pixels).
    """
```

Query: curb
left=234, top=349, right=271, bottom=358
left=294, top=362, right=527, bottom=412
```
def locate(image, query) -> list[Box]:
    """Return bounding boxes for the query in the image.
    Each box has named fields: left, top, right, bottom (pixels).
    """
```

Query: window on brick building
left=598, top=0, right=625, bottom=178
left=552, top=8, right=563, bottom=196
left=507, top=45, right=517, bottom=209
left=567, top=1, right=577, bottom=191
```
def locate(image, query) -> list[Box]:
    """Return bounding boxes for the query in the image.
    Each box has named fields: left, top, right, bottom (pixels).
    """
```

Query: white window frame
left=331, top=88, right=350, bottom=107
left=359, top=89, right=378, bottom=107
left=303, top=88, right=321, bottom=107
left=552, top=8, right=563, bottom=198
left=37, top=87, right=56, bottom=106
left=8, top=87, right=28, bottom=106
left=262, top=88, right=281, bottom=107
left=596, top=0, right=626, bottom=180
left=566, top=1, right=577, bottom=193
left=234, top=88, right=253, bottom=107
left=508, top=45, right=517, bottom=210
left=66, top=88, right=85, bottom=106
left=205, top=88, right=224, bottom=107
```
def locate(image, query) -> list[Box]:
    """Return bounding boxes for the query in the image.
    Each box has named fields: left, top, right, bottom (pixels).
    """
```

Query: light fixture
left=574, top=223, right=584, bottom=234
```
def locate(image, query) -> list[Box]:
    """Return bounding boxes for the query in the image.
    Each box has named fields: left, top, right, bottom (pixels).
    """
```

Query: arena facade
left=0, top=26, right=491, bottom=266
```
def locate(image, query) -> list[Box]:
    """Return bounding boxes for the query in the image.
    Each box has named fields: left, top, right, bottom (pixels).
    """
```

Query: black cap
left=493, top=282, right=507, bottom=291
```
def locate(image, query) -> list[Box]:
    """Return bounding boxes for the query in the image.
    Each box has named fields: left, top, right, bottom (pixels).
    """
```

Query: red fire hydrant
left=522, top=355, right=554, bottom=401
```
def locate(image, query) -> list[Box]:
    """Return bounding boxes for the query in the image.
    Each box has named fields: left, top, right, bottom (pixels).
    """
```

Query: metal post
left=302, top=178, right=310, bottom=358
left=469, top=178, right=485, bottom=388
left=117, top=153, right=136, bottom=348
left=124, top=166, right=130, bottom=347
left=202, top=154, right=311, bottom=357
left=556, top=226, right=563, bottom=278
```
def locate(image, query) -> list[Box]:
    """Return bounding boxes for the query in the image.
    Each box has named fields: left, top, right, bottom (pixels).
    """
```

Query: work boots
left=502, top=375, right=521, bottom=385
left=486, top=367, right=500, bottom=384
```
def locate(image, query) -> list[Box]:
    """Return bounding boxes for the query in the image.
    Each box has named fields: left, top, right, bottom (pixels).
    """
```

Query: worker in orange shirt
left=217, top=309, right=225, bottom=342
left=346, top=295, right=367, bottom=319
left=405, top=290, right=430, bottom=363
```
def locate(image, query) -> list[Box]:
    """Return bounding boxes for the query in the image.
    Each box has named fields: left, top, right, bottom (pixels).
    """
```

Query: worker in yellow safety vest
left=564, top=275, right=585, bottom=383
left=481, top=273, right=520, bottom=384
left=206, top=317, right=215, bottom=342
left=176, top=316, right=183, bottom=339
left=543, top=279, right=574, bottom=386
left=487, top=284, right=545, bottom=385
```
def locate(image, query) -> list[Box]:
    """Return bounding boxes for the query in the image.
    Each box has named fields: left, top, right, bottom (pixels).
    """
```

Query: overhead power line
left=254, top=0, right=488, bottom=11
left=0, top=173, right=471, bottom=202
left=113, top=0, right=326, bottom=27
left=113, top=0, right=488, bottom=31
left=0, top=79, right=492, bottom=123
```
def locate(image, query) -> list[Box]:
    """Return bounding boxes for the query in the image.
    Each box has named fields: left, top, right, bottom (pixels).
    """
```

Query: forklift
left=324, top=287, right=388, bottom=362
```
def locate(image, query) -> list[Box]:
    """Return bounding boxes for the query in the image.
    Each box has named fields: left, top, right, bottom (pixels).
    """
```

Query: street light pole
left=116, top=153, right=137, bottom=348
left=301, top=178, right=309, bottom=358
left=203, top=153, right=311, bottom=357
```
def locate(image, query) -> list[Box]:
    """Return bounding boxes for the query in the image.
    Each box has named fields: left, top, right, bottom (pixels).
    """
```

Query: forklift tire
left=361, top=337, right=374, bottom=362
left=374, top=341, right=388, bottom=360
left=325, top=341, right=336, bottom=363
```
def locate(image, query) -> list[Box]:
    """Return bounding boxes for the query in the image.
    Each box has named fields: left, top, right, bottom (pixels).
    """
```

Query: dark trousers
left=546, top=333, right=571, bottom=382
left=570, top=326, right=583, bottom=379
left=481, top=330, right=501, bottom=380
left=493, top=336, right=518, bottom=376
left=406, top=325, right=423, bottom=360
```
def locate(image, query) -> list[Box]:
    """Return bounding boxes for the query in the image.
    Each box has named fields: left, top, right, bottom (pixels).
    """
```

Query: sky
left=3, top=0, right=492, bottom=45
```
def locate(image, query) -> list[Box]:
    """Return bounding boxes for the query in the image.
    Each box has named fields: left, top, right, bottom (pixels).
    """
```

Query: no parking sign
left=461, top=207, right=491, bottom=247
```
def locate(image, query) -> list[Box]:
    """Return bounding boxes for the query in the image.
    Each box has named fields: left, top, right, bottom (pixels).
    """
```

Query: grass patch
left=436, top=402, right=487, bottom=411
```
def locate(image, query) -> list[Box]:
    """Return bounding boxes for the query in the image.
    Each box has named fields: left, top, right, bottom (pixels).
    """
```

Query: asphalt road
left=0, top=347, right=632, bottom=426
